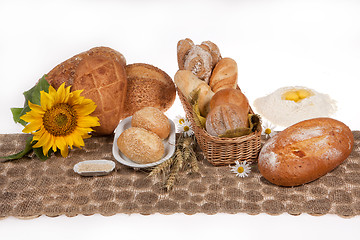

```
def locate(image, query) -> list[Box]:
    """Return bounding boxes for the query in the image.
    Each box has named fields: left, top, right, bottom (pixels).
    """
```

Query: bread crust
left=131, top=107, right=171, bottom=139
left=177, top=38, right=222, bottom=83
left=258, top=118, right=354, bottom=186
left=205, top=103, right=249, bottom=136
left=46, top=46, right=126, bottom=90
left=117, top=127, right=165, bottom=164
left=209, top=88, right=249, bottom=114
left=122, top=64, right=176, bottom=119
left=174, top=70, right=214, bottom=117
left=209, top=58, right=238, bottom=93
left=73, top=55, right=127, bottom=135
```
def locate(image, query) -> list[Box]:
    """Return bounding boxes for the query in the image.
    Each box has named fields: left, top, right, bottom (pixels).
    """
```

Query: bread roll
left=209, top=58, right=238, bottom=93
left=258, top=118, right=354, bottom=187
left=131, top=107, right=171, bottom=139
left=117, top=127, right=165, bottom=164
left=209, top=88, right=249, bottom=114
left=174, top=70, right=214, bottom=117
left=121, top=63, right=176, bottom=119
left=205, top=103, right=249, bottom=136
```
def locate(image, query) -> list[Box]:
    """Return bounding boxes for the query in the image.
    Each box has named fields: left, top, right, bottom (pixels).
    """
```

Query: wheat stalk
left=165, top=149, right=184, bottom=191
left=189, top=151, right=199, bottom=173
left=148, top=156, right=175, bottom=177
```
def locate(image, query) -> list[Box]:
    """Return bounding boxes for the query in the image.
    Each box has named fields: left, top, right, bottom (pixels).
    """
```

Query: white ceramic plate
left=112, top=116, right=176, bottom=168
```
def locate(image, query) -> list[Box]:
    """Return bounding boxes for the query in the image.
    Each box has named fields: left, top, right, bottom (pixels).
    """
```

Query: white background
left=1, top=0, right=360, bottom=239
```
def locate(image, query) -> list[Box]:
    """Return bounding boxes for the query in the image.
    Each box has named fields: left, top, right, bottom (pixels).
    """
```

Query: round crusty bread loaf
left=209, top=88, right=249, bottom=113
left=72, top=55, right=127, bottom=135
left=47, top=46, right=126, bottom=90
left=117, top=127, right=165, bottom=164
left=46, top=46, right=127, bottom=135
left=258, top=118, right=354, bottom=187
left=121, top=63, right=176, bottom=119
left=205, top=103, right=249, bottom=136
left=131, top=107, right=171, bottom=139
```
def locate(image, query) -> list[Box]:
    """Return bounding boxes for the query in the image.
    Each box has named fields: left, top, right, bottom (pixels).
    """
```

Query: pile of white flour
left=253, top=86, right=337, bottom=127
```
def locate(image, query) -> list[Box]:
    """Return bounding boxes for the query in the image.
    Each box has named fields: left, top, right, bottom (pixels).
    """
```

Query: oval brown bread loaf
left=46, top=46, right=127, bottom=135
left=209, top=58, right=238, bottom=93
left=131, top=107, right=171, bottom=139
left=205, top=103, right=249, bottom=136
left=117, top=127, right=165, bottom=164
left=122, top=63, right=176, bottom=119
left=258, top=118, right=354, bottom=187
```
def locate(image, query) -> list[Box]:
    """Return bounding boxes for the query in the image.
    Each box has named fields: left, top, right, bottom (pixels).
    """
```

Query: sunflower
left=20, top=83, right=100, bottom=158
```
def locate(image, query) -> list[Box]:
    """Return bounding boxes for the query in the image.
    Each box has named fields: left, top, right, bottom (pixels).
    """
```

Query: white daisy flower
left=262, top=121, right=276, bottom=139
left=230, top=160, right=251, bottom=178
left=174, top=115, right=186, bottom=126
left=176, top=118, right=194, bottom=137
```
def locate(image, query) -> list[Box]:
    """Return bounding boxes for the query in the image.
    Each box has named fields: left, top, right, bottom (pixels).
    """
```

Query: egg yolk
left=283, top=89, right=312, bottom=102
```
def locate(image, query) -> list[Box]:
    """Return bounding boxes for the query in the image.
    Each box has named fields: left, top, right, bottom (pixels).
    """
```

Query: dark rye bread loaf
left=258, top=118, right=354, bottom=187
left=121, top=63, right=176, bottom=119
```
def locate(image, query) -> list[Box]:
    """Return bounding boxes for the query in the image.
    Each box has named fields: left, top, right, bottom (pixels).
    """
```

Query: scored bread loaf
left=174, top=70, right=214, bottom=117
left=46, top=47, right=128, bottom=135
left=117, top=127, right=165, bottom=164
left=131, top=107, right=171, bottom=139
left=205, top=103, right=249, bottom=136
left=122, top=63, right=176, bottom=119
left=258, top=118, right=354, bottom=186
left=47, top=46, right=126, bottom=90
left=209, top=58, right=238, bottom=93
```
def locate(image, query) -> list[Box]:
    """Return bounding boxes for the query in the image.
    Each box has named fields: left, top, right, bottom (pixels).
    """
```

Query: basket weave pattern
left=177, top=88, right=262, bottom=166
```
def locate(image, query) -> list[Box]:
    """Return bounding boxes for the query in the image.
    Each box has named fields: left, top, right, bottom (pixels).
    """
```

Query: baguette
left=174, top=70, right=214, bottom=117
left=209, top=58, right=238, bottom=92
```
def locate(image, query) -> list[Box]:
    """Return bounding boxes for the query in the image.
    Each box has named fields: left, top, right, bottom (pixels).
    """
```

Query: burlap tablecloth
left=0, top=132, right=359, bottom=219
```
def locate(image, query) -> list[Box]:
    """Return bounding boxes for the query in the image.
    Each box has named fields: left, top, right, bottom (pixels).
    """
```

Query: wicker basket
left=177, top=88, right=262, bottom=166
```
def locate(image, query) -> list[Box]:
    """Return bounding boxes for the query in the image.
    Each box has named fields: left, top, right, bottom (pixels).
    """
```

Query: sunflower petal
left=77, top=116, right=100, bottom=128
left=28, top=101, right=45, bottom=114
left=40, top=91, right=54, bottom=110
left=56, top=83, right=67, bottom=103
left=64, top=135, right=74, bottom=150
left=60, top=146, right=69, bottom=158
left=22, top=121, right=42, bottom=133
left=73, top=102, right=97, bottom=116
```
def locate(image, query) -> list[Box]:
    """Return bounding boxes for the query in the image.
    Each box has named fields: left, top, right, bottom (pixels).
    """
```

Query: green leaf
left=11, top=107, right=27, bottom=126
left=25, top=74, right=50, bottom=105
left=0, top=136, right=34, bottom=162
left=33, top=147, right=50, bottom=161
left=11, top=74, right=50, bottom=125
